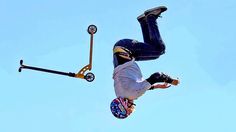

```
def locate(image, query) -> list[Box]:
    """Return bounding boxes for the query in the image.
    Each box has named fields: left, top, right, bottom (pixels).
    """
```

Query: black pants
left=113, top=15, right=166, bottom=68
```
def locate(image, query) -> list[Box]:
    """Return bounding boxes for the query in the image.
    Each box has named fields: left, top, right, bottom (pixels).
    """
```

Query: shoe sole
left=144, top=6, right=167, bottom=16
left=137, top=6, right=167, bottom=21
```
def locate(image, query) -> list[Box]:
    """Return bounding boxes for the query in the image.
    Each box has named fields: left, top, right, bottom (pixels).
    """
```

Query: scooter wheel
left=87, top=25, right=97, bottom=34
left=85, top=72, right=95, bottom=82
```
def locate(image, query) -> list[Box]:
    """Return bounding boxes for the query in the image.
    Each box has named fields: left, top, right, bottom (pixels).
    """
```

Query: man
left=110, top=6, right=180, bottom=119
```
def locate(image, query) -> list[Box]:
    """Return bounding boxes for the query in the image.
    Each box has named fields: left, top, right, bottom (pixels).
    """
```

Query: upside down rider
left=110, top=6, right=180, bottom=119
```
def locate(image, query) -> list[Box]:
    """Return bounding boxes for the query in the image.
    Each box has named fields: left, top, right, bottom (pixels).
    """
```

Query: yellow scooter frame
left=74, top=24, right=96, bottom=81
left=18, top=25, right=97, bottom=82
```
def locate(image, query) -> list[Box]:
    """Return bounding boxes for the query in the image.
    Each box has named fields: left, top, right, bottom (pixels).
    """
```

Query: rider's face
left=127, top=104, right=135, bottom=115
left=119, top=98, right=135, bottom=116
left=125, top=100, right=135, bottom=115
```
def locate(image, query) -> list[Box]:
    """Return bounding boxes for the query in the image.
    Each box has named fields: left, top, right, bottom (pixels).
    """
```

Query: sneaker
left=137, top=6, right=167, bottom=21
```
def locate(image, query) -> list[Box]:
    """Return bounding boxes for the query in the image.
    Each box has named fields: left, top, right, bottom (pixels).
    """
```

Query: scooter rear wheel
left=87, top=25, right=97, bottom=34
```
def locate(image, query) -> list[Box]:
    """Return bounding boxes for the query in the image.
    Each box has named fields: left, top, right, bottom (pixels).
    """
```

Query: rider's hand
left=152, top=83, right=171, bottom=89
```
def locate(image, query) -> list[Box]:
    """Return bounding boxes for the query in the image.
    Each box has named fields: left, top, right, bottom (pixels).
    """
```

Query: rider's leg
left=138, top=15, right=151, bottom=44
left=134, top=13, right=166, bottom=61
left=113, top=6, right=167, bottom=67
left=146, top=15, right=165, bottom=54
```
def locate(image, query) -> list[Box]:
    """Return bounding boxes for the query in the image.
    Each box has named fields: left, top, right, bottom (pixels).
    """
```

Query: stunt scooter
left=18, top=25, right=97, bottom=82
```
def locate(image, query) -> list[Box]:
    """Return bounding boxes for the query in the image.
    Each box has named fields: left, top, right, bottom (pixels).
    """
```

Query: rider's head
left=110, top=97, right=135, bottom=119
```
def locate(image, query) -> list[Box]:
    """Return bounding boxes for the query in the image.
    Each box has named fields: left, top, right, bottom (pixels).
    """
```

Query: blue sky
left=1, top=0, right=236, bottom=132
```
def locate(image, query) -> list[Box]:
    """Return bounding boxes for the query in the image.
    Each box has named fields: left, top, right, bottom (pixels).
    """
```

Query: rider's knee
left=156, top=42, right=166, bottom=55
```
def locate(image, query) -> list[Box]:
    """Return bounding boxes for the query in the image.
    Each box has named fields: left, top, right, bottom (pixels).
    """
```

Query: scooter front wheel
left=84, top=72, right=95, bottom=82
